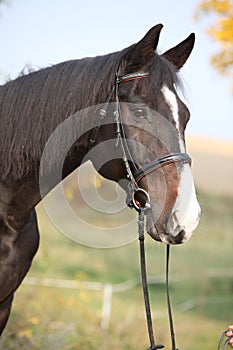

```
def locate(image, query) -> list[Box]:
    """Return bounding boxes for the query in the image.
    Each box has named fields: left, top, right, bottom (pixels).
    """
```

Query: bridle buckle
left=129, top=188, right=151, bottom=212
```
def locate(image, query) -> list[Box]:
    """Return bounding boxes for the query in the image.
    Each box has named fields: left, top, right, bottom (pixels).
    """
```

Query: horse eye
left=132, top=108, right=146, bottom=119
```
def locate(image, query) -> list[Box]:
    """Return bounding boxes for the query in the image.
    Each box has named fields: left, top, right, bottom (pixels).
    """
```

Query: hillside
left=186, top=135, right=233, bottom=196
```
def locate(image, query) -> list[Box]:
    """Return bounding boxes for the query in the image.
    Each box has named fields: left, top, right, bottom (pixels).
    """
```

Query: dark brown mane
left=0, top=44, right=178, bottom=181
left=0, top=50, right=125, bottom=180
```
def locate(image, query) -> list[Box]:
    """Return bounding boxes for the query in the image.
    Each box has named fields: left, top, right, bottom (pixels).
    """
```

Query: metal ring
left=132, top=188, right=150, bottom=211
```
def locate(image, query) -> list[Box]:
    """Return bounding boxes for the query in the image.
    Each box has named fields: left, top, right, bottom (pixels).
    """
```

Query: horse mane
left=0, top=45, right=178, bottom=181
left=0, top=50, right=124, bottom=180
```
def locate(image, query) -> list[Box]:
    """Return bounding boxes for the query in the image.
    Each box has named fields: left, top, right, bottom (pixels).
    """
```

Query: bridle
left=89, top=70, right=191, bottom=210
left=89, top=70, right=192, bottom=349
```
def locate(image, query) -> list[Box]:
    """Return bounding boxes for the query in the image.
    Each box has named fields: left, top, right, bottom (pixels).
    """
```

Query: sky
left=0, top=0, right=232, bottom=141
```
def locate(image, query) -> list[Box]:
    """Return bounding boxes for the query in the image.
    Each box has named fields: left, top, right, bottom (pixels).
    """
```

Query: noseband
left=134, top=153, right=191, bottom=184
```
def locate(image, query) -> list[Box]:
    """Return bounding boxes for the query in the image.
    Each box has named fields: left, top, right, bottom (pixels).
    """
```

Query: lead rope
left=138, top=210, right=178, bottom=350
left=138, top=209, right=164, bottom=350
left=166, top=245, right=178, bottom=350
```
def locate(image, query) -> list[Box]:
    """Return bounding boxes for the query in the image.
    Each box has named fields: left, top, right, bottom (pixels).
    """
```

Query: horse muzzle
left=148, top=224, right=193, bottom=245
left=147, top=199, right=201, bottom=245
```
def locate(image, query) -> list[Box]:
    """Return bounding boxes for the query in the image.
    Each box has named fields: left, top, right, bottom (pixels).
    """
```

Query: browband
left=116, top=72, right=149, bottom=84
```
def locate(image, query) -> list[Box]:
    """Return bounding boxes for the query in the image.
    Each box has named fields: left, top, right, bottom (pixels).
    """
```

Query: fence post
left=101, top=283, right=113, bottom=329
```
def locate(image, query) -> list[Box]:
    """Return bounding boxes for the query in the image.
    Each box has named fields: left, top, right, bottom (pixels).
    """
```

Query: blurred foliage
left=196, top=0, right=233, bottom=90
left=63, top=169, right=102, bottom=202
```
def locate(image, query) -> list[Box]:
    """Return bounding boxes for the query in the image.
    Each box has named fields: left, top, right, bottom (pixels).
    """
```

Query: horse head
left=93, top=24, right=201, bottom=245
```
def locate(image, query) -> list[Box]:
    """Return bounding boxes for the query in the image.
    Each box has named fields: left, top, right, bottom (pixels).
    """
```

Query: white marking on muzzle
left=167, top=164, right=201, bottom=242
left=161, top=85, right=200, bottom=242
left=161, top=85, right=185, bottom=152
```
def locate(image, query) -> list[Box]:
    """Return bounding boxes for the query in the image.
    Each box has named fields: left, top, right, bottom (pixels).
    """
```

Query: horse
left=0, top=24, right=200, bottom=336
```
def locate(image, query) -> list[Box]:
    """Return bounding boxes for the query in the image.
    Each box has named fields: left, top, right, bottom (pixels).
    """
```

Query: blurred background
left=0, top=1, right=232, bottom=349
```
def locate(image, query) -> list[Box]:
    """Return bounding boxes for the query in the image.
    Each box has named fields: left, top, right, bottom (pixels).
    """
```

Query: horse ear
left=162, top=33, right=195, bottom=70
left=123, top=24, right=163, bottom=70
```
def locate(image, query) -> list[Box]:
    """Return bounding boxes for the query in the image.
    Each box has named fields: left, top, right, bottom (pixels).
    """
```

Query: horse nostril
left=174, top=230, right=186, bottom=244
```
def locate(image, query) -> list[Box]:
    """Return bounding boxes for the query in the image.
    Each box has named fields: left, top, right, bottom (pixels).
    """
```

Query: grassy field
left=186, top=136, right=233, bottom=196
left=0, top=189, right=232, bottom=350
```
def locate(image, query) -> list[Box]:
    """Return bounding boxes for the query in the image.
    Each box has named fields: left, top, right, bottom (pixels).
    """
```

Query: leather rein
left=89, top=70, right=192, bottom=349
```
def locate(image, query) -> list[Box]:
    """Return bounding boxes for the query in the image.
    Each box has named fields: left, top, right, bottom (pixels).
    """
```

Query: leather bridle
left=89, top=70, right=192, bottom=349
left=115, top=71, right=191, bottom=197
left=89, top=70, right=191, bottom=210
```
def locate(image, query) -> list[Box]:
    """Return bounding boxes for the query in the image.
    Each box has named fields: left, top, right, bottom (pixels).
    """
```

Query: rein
left=89, top=70, right=191, bottom=349
left=114, top=71, right=185, bottom=349
left=218, top=329, right=233, bottom=350
left=138, top=208, right=178, bottom=350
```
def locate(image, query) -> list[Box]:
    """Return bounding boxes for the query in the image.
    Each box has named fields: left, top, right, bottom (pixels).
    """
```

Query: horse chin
left=147, top=225, right=189, bottom=245
left=147, top=225, right=163, bottom=243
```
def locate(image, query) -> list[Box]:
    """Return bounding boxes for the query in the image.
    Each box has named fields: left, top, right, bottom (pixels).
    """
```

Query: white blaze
left=161, top=85, right=201, bottom=240
left=167, top=165, right=201, bottom=241
left=161, top=85, right=185, bottom=152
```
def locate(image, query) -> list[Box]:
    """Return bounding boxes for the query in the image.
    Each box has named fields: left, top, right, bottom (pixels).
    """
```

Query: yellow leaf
left=94, top=175, right=103, bottom=189
left=18, top=328, right=33, bottom=339
left=29, top=316, right=39, bottom=325
left=64, top=187, right=74, bottom=201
